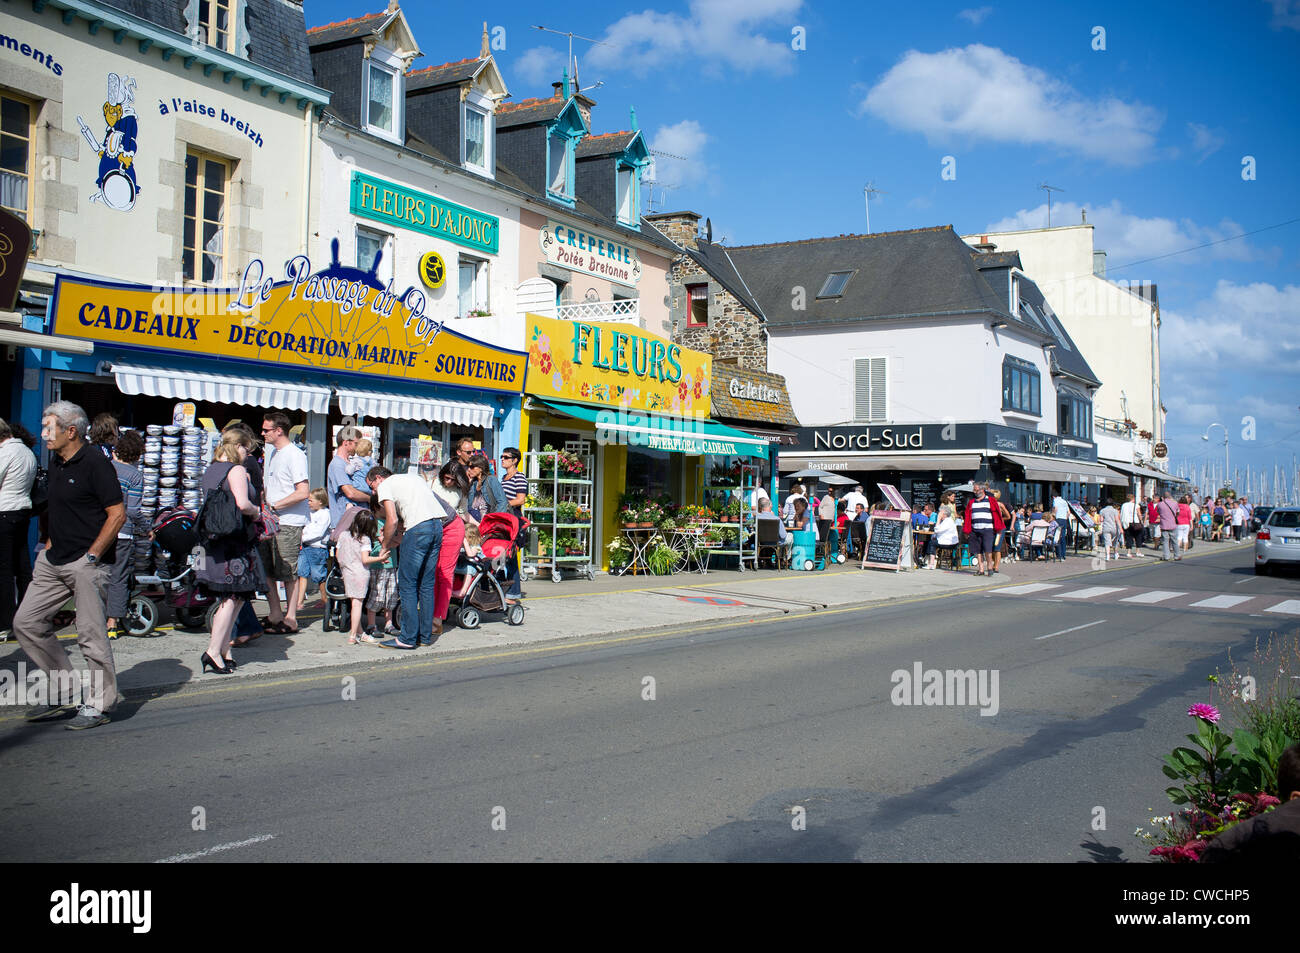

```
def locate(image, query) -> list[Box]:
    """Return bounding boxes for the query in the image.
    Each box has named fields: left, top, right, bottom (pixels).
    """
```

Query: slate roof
left=576, top=131, right=636, bottom=158
left=709, top=367, right=801, bottom=428
left=1013, top=275, right=1101, bottom=386
left=725, top=226, right=1025, bottom=332
left=496, top=97, right=568, bottom=128
left=102, top=0, right=316, bottom=86
left=306, top=10, right=390, bottom=47
left=408, top=57, right=486, bottom=91
left=970, top=250, right=1022, bottom=269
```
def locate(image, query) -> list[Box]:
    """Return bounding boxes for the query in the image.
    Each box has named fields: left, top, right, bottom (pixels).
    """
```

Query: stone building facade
left=645, top=210, right=767, bottom=369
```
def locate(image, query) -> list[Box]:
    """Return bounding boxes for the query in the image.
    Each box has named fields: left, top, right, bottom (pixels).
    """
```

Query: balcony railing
left=554, top=298, right=640, bottom=323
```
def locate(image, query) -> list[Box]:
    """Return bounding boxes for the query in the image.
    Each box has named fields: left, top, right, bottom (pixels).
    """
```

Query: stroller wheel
left=506, top=603, right=525, bottom=626
left=126, top=596, right=158, bottom=637
left=205, top=603, right=218, bottom=633
left=457, top=606, right=481, bottom=630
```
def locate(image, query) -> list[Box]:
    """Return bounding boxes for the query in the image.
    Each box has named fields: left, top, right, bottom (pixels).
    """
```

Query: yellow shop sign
left=525, top=313, right=712, bottom=415
left=49, top=254, right=526, bottom=393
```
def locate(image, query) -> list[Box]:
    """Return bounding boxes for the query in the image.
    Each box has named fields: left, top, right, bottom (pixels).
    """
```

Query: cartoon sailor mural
left=78, top=73, right=139, bottom=211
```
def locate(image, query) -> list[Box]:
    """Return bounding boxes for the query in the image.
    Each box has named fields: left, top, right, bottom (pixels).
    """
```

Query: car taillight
left=1258, top=530, right=1270, bottom=540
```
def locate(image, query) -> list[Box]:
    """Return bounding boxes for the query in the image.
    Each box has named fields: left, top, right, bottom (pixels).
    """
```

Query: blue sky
left=308, top=0, right=1300, bottom=491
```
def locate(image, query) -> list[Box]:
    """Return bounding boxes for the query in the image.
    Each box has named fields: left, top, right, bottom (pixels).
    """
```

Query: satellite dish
left=705, top=218, right=712, bottom=243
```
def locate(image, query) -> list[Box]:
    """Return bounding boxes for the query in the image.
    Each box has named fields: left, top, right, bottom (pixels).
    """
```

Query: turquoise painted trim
left=545, top=98, right=586, bottom=207
left=45, top=0, right=330, bottom=105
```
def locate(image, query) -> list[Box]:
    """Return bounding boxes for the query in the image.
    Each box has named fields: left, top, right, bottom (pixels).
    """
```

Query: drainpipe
left=302, top=101, right=315, bottom=254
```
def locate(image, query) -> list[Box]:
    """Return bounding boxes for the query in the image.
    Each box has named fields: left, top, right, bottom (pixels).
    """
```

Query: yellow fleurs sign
left=524, top=313, right=712, bottom=415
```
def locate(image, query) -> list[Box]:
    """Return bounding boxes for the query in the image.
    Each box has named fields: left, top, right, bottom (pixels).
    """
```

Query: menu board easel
left=861, top=510, right=912, bottom=572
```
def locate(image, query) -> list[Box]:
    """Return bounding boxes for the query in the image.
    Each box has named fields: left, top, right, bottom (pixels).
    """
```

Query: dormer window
left=465, top=108, right=486, bottom=167
left=197, top=0, right=235, bottom=53
left=364, top=47, right=405, bottom=142
left=461, top=84, right=495, bottom=178
left=616, top=163, right=636, bottom=225
left=817, top=271, right=854, bottom=298
left=548, top=132, right=571, bottom=199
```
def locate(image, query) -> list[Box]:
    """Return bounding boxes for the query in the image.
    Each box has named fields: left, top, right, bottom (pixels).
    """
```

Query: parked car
left=1254, top=507, right=1300, bottom=574
left=1250, top=505, right=1274, bottom=533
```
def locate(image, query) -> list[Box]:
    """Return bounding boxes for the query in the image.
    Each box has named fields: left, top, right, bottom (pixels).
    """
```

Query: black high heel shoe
left=201, top=652, right=233, bottom=675
left=222, top=656, right=237, bottom=671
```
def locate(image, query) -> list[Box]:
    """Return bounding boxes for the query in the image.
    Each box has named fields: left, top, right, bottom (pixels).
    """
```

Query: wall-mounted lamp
left=990, top=321, right=1007, bottom=330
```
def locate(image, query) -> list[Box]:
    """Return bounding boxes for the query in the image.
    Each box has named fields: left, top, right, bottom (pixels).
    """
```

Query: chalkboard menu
left=911, top=481, right=938, bottom=511
left=863, top=516, right=908, bottom=570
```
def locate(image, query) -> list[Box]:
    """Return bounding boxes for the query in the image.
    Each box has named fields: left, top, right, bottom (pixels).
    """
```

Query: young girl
left=453, top=525, right=484, bottom=599
left=336, top=509, right=388, bottom=644
left=363, top=506, right=400, bottom=641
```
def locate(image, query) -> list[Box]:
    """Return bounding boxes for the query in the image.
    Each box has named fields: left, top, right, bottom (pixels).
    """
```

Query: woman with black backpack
left=196, top=429, right=263, bottom=674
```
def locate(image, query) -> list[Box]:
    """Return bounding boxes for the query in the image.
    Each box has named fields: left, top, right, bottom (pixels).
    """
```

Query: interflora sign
left=539, top=220, right=641, bottom=287
left=525, top=313, right=711, bottom=414
left=350, top=171, right=499, bottom=255
left=50, top=252, right=526, bottom=394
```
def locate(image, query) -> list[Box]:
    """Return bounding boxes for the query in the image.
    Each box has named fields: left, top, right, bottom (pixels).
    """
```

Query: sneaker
left=64, top=705, right=110, bottom=730
left=107, top=626, right=123, bottom=641
left=0, top=628, right=11, bottom=643
left=25, top=702, right=77, bottom=722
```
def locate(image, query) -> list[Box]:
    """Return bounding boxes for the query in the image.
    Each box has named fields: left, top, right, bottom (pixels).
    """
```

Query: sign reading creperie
left=540, top=220, right=642, bottom=287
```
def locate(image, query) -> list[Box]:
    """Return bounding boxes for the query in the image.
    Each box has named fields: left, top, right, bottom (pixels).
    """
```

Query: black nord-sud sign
left=812, top=427, right=923, bottom=450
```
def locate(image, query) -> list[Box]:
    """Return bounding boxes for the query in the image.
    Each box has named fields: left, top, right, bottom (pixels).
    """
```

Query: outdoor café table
left=670, top=526, right=711, bottom=574
left=618, top=526, right=658, bottom=576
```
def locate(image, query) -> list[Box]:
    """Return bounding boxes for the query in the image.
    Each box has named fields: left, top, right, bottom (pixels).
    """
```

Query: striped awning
left=1000, top=452, right=1128, bottom=486
left=111, top=364, right=332, bottom=414
left=335, top=388, right=495, bottom=428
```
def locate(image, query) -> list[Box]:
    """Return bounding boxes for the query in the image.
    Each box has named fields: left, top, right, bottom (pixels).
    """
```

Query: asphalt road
left=3, top=545, right=1297, bottom=862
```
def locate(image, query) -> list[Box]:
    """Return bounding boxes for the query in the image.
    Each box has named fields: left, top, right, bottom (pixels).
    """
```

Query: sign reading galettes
left=728, top=378, right=782, bottom=404
left=350, top=171, right=498, bottom=255
left=48, top=254, right=526, bottom=394
left=540, top=220, right=641, bottom=287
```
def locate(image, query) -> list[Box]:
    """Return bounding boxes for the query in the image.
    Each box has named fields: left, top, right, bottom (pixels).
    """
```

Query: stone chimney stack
left=972, top=234, right=997, bottom=253
left=645, top=211, right=702, bottom=250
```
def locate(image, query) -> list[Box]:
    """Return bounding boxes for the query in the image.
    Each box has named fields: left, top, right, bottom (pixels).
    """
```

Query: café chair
left=756, top=519, right=787, bottom=570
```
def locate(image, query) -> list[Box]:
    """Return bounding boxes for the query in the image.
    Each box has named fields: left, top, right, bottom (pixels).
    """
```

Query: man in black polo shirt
left=14, top=401, right=125, bottom=729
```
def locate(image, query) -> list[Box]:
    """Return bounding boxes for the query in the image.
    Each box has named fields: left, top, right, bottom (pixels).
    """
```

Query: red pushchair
left=449, top=512, right=528, bottom=629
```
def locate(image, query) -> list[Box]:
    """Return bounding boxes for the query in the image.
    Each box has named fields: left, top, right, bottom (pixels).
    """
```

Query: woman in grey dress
left=197, top=429, right=263, bottom=674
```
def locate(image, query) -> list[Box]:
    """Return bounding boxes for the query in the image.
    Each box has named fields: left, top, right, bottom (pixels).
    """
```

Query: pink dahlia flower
left=1187, top=703, right=1221, bottom=723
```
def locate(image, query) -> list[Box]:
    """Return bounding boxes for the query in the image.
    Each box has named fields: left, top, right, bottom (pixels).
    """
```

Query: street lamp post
left=1203, top=423, right=1229, bottom=493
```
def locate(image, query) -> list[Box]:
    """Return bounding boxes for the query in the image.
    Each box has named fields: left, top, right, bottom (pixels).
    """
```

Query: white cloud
left=511, top=47, right=565, bottom=87
left=649, top=120, right=712, bottom=189
left=958, top=7, right=994, bottom=25
left=1186, top=122, right=1224, bottom=162
left=1161, top=281, right=1300, bottom=373
left=585, top=0, right=803, bottom=77
left=859, top=44, right=1162, bottom=165
left=1265, top=0, right=1300, bottom=30
left=985, top=200, right=1260, bottom=269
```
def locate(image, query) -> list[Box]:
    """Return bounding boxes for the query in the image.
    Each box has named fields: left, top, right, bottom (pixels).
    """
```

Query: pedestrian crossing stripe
left=990, top=583, right=1062, bottom=595
left=990, top=584, right=1300, bottom=616
left=1263, top=600, right=1300, bottom=615
left=1058, top=586, right=1127, bottom=600
left=1188, top=595, right=1252, bottom=609
left=1120, top=590, right=1186, bottom=604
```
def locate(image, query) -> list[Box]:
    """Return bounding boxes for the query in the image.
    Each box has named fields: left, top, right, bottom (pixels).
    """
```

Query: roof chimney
left=1093, top=250, right=1107, bottom=277
left=972, top=235, right=997, bottom=253
left=645, top=211, right=702, bottom=251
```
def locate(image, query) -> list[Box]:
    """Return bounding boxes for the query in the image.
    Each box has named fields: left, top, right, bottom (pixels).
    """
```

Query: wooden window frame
left=197, top=0, right=236, bottom=53
left=0, top=90, right=36, bottom=223
left=183, top=149, right=230, bottom=285
left=686, top=283, right=709, bottom=327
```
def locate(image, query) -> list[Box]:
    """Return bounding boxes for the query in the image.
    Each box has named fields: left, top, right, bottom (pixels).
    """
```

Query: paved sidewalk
left=0, top=535, right=1252, bottom=695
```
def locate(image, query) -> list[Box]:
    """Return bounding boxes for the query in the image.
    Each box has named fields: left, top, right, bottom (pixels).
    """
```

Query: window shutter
left=855, top=357, right=888, bottom=421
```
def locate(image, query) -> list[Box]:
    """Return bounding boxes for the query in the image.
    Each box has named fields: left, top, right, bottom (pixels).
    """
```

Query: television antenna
left=644, top=150, right=687, bottom=213
left=1038, top=183, right=1064, bottom=227
left=532, top=25, right=610, bottom=88
left=864, top=182, right=887, bottom=234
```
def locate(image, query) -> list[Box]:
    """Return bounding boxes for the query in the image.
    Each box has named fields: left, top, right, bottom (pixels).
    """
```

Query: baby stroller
left=450, top=512, right=528, bottom=629
left=124, top=507, right=216, bottom=635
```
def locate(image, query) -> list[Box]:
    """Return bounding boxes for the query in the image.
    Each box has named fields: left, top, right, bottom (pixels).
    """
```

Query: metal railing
left=554, top=299, right=640, bottom=323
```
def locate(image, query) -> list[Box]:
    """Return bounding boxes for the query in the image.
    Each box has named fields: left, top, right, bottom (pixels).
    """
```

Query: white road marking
left=1188, top=595, right=1253, bottom=609
left=154, top=834, right=275, bottom=864
left=1263, top=600, right=1300, bottom=615
left=1234, top=577, right=1258, bottom=585
left=1120, top=590, right=1187, bottom=604
left=1057, top=586, right=1128, bottom=600
left=1035, top=619, right=1107, bottom=641
left=991, top=583, right=1063, bottom=595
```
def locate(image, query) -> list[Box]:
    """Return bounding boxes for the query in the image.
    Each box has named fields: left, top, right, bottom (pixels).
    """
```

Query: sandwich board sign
left=862, top=509, right=912, bottom=572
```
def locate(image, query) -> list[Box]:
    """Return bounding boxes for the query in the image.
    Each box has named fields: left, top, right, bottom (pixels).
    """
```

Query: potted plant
left=536, top=528, right=553, bottom=557
left=645, top=535, right=679, bottom=575
left=607, top=536, right=631, bottom=571
left=725, top=498, right=742, bottom=523
left=538, top=446, right=558, bottom=478
left=556, top=500, right=578, bottom=524
left=639, top=501, right=664, bottom=528
left=619, top=505, right=638, bottom=528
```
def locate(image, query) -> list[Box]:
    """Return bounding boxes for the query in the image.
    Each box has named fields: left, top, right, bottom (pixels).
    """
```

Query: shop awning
left=1102, top=459, right=1182, bottom=482
left=111, top=363, right=332, bottom=414
left=336, top=388, right=495, bottom=428
left=730, top=425, right=800, bottom=446
left=1000, top=452, right=1127, bottom=486
left=0, top=325, right=94, bottom=354
left=536, top=398, right=769, bottom=458
left=779, top=453, right=982, bottom=472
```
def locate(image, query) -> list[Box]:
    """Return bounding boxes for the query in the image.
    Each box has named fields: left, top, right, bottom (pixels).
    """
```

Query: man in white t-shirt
left=260, top=412, right=310, bottom=632
left=1231, top=501, right=1246, bottom=541
left=1119, top=493, right=1141, bottom=558
left=367, top=466, right=450, bottom=649
left=842, top=485, right=868, bottom=517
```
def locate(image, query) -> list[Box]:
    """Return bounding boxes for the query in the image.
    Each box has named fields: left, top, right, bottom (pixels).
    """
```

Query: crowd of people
left=0, top=402, right=529, bottom=729
left=757, top=482, right=1260, bottom=575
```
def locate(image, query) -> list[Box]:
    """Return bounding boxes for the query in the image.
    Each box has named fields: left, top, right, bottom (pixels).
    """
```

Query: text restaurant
left=520, top=313, right=768, bottom=574
left=25, top=249, right=528, bottom=492
left=780, top=421, right=1126, bottom=511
